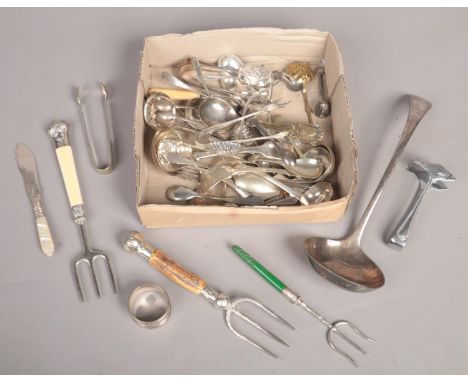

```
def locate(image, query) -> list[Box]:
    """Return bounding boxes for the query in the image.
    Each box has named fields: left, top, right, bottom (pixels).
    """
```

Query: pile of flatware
left=143, top=55, right=335, bottom=207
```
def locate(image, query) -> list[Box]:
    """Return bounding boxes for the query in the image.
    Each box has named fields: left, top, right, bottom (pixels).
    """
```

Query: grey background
left=1, top=8, right=467, bottom=375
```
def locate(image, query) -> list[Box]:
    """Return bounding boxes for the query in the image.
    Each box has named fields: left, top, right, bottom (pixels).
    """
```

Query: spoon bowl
left=314, top=101, right=331, bottom=119
left=144, top=92, right=176, bottom=129
left=283, top=146, right=332, bottom=180
left=305, top=238, right=385, bottom=291
left=303, top=95, right=432, bottom=292
left=218, top=54, right=243, bottom=90
left=218, top=54, right=243, bottom=71
left=199, top=97, right=238, bottom=127
left=233, top=172, right=282, bottom=199
left=301, top=181, right=333, bottom=204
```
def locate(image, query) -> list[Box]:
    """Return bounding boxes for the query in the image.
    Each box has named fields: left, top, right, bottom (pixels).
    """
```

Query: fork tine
left=225, top=310, right=279, bottom=358
left=242, top=298, right=295, bottom=330
left=231, top=309, right=289, bottom=347
left=92, top=253, right=118, bottom=295
left=89, top=259, right=101, bottom=298
left=326, top=321, right=378, bottom=367
left=335, top=330, right=368, bottom=355
left=73, top=259, right=87, bottom=302
left=347, top=322, right=378, bottom=344
left=102, top=254, right=118, bottom=294
left=326, top=330, right=359, bottom=368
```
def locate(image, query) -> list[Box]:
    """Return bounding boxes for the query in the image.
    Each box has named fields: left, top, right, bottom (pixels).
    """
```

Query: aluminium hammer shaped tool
left=388, top=160, right=455, bottom=249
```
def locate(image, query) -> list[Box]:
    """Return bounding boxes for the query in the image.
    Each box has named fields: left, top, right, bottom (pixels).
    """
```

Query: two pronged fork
left=48, top=121, right=118, bottom=301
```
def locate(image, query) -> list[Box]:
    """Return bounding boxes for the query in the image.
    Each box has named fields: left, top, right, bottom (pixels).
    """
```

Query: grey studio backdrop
left=1, top=8, right=467, bottom=374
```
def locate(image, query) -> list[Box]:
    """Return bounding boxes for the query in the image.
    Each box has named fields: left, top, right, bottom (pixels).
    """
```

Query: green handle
left=231, top=245, right=287, bottom=293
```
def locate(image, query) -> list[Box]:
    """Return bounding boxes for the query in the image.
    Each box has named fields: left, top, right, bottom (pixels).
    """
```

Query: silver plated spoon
left=166, top=185, right=263, bottom=206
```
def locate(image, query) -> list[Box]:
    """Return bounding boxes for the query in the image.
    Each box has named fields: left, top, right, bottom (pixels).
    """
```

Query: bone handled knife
left=15, top=143, right=55, bottom=256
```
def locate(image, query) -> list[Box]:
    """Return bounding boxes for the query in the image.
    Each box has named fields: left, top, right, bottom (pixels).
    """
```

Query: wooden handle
left=55, top=146, right=83, bottom=207
left=149, top=249, right=207, bottom=294
left=148, top=87, right=199, bottom=100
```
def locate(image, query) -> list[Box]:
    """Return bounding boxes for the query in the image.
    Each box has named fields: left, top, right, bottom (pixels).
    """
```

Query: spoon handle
left=316, top=65, right=328, bottom=102
left=301, top=88, right=314, bottom=124
left=350, top=95, right=432, bottom=245
left=191, top=57, right=210, bottom=94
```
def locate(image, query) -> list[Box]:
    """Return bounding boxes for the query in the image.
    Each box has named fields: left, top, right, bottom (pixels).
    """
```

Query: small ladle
left=144, top=92, right=198, bottom=129
left=304, top=95, right=432, bottom=292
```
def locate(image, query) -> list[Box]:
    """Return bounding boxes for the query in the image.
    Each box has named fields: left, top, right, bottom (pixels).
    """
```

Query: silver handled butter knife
left=15, top=143, right=55, bottom=256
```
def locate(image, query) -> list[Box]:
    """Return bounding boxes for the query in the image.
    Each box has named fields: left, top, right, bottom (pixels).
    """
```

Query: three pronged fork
left=123, top=231, right=294, bottom=358
left=232, top=245, right=377, bottom=367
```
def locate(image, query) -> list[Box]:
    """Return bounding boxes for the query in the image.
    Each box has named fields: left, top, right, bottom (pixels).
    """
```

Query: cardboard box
left=134, top=28, right=357, bottom=228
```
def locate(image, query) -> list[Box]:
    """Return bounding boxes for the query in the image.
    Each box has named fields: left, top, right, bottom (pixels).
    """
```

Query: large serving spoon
left=304, top=95, right=432, bottom=292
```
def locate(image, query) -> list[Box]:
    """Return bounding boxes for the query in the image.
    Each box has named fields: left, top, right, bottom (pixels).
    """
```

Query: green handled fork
left=232, top=245, right=377, bottom=367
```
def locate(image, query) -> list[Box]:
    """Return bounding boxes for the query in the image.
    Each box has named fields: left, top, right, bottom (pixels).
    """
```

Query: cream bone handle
left=48, top=122, right=84, bottom=221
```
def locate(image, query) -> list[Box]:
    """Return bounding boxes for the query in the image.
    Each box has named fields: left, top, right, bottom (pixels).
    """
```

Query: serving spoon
left=304, top=95, right=432, bottom=292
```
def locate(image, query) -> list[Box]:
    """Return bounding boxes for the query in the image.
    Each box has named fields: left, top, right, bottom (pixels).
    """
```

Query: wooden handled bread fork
left=48, top=121, right=118, bottom=301
left=122, top=231, right=294, bottom=358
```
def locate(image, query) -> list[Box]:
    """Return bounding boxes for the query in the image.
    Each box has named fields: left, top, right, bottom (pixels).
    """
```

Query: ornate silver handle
left=48, top=121, right=86, bottom=225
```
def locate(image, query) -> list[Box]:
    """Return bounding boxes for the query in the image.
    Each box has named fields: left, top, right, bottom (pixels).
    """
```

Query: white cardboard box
left=133, top=28, right=357, bottom=228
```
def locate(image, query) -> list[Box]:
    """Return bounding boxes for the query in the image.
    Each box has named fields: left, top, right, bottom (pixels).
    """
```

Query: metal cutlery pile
left=143, top=55, right=336, bottom=207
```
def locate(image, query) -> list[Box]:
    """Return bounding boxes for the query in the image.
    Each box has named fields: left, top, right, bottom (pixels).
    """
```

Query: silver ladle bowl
left=304, top=95, right=432, bottom=292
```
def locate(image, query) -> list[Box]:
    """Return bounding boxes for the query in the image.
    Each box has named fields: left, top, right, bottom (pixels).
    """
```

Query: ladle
left=304, top=95, right=432, bottom=292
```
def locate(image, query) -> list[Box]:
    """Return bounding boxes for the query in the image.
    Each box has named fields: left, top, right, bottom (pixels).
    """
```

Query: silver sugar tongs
left=76, top=82, right=115, bottom=175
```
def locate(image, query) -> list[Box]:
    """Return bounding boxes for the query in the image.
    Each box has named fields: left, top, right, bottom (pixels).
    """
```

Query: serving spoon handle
left=349, top=95, right=432, bottom=245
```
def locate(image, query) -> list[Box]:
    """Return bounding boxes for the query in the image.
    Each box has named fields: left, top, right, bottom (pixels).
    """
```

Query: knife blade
left=15, top=143, right=54, bottom=256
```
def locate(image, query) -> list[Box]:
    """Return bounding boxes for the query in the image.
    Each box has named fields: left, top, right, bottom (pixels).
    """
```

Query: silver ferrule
left=200, top=286, right=220, bottom=303
left=48, top=121, right=70, bottom=148
left=122, top=231, right=154, bottom=260
left=282, top=287, right=301, bottom=304
left=200, top=286, right=230, bottom=310
left=32, top=200, right=44, bottom=218
left=71, top=204, right=86, bottom=225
